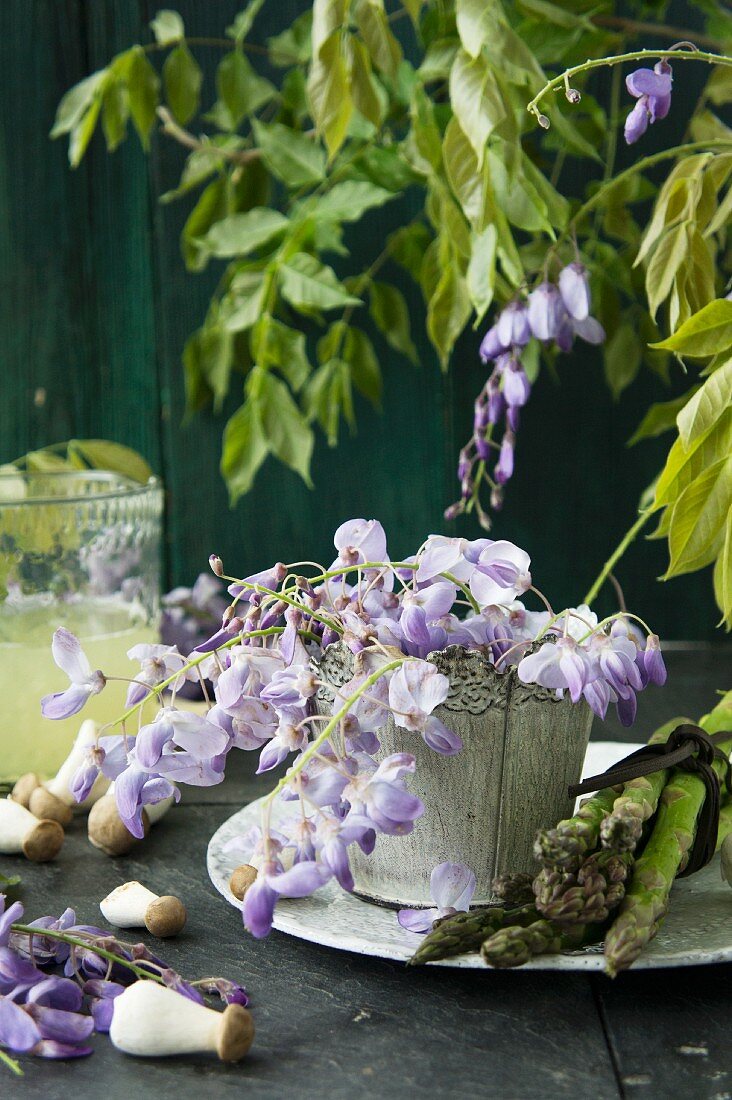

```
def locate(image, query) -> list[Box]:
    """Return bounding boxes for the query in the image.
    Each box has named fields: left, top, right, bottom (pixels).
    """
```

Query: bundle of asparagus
left=409, top=694, right=732, bottom=973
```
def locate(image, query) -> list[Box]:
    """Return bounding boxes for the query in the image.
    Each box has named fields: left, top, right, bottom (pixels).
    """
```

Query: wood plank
left=593, top=968, right=732, bottom=1098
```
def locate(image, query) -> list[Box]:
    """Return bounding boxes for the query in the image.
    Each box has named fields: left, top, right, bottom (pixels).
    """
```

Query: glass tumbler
left=0, top=471, right=163, bottom=781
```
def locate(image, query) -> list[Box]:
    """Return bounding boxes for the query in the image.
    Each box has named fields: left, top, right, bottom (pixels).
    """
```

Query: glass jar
left=0, top=471, right=163, bottom=781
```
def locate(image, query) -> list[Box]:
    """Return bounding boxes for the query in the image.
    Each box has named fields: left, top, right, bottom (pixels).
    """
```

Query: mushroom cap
left=144, top=895, right=187, bottom=938
left=22, top=819, right=65, bottom=862
left=216, top=1004, right=255, bottom=1062
left=28, top=787, right=74, bottom=826
left=229, top=864, right=258, bottom=901
left=11, top=773, right=41, bottom=809
left=88, top=796, right=149, bottom=856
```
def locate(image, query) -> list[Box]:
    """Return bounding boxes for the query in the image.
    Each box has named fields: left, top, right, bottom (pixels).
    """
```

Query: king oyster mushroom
left=0, top=797, right=65, bottom=861
left=109, top=981, right=254, bottom=1061
left=87, top=786, right=175, bottom=856
left=15, top=720, right=110, bottom=825
left=100, top=881, right=187, bottom=937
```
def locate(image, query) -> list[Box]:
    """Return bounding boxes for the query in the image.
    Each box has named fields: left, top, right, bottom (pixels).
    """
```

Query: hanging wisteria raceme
left=447, top=264, right=606, bottom=527
left=40, top=521, right=666, bottom=940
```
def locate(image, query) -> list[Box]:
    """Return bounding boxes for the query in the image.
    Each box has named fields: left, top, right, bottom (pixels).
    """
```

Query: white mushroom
left=27, top=720, right=110, bottom=824
left=87, top=787, right=174, bottom=856
left=110, top=982, right=254, bottom=1061
left=0, top=798, right=65, bottom=862
left=100, top=881, right=187, bottom=937
left=10, top=772, right=41, bottom=809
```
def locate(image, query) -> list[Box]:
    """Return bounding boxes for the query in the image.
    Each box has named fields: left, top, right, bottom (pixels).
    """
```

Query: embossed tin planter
left=318, top=643, right=593, bottom=908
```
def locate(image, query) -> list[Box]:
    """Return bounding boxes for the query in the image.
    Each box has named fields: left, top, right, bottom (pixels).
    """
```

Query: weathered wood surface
left=3, top=648, right=731, bottom=1098
left=0, top=0, right=721, bottom=638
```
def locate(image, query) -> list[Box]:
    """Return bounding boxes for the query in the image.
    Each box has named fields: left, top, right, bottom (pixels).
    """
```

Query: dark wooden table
left=5, top=648, right=732, bottom=1099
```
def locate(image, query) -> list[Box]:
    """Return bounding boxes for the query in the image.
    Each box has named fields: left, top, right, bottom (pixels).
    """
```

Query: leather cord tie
left=568, top=724, right=732, bottom=878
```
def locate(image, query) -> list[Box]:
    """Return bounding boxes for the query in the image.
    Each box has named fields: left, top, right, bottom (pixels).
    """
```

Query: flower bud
left=209, top=555, right=224, bottom=577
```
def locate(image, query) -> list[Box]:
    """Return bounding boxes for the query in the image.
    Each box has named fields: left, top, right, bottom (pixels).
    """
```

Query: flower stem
left=0, top=1050, right=23, bottom=1077
left=583, top=510, right=654, bottom=606
left=264, top=658, right=407, bottom=805
left=527, top=47, right=732, bottom=122
left=9, top=925, right=167, bottom=985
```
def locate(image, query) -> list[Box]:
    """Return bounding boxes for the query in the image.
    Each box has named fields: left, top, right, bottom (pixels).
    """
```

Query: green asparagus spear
left=407, top=904, right=535, bottom=966
left=604, top=727, right=732, bottom=977
left=600, top=716, right=693, bottom=854
left=481, top=920, right=590, bottom=969
left=534, top=850, right=633, bottom=925
left=491, top=872, right=535, bottom=906
left=534, top=786, right=618, bottom=871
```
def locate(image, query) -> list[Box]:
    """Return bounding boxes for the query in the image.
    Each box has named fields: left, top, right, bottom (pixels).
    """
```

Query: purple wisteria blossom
left=398, top=862, right=477, bottom=934
left=40, top=628, right=105, bottom=720
left=624, top=60, right=673, bottom=144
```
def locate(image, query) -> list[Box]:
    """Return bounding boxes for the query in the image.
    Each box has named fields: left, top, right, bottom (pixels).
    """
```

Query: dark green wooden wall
left=0, top=0, right=721, bottom=638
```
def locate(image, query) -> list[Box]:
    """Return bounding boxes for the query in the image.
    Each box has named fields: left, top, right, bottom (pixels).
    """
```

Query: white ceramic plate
left=207, top=743, right=732, bottom=970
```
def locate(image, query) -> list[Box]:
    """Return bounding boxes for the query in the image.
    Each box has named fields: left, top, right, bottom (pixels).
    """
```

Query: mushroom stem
left=100, top=881, right=187, bottom=937
left=27, top=720, right=110, bottom=824
left=109, top=982, right=254, bottom=1060
left=87, top=787, right=174, bottom=856
left=0, top=798, right=64, bottom=861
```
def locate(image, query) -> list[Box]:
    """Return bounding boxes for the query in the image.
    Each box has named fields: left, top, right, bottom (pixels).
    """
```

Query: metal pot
left=318, top=643, right=593, bottom=908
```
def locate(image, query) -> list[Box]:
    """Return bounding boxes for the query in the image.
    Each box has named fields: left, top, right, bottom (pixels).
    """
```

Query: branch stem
left=583, top=510, right=654, bottom=606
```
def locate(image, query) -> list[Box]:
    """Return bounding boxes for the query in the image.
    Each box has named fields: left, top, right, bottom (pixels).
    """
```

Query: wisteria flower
left=558, top=263, right=591, bottom=320
left=470, top=540, right=531, bottom=607
left=527, top=282, right=565, bottom=340
left=517, top=636, right=597, bottom=704
left=125, top=643, right=192, bottom=706
left=331, top=518, right=387, bottom=569
left=624, top=60, right=673, bottom=144
left=41, top=628, right=105, bottom=720
left=342, top=753, right=425, bottom=835
left=415, top=535, right=491, bottom=584
left=397, top=861, right=476, bottom=934
left=388, top=661, right=462, bottom=754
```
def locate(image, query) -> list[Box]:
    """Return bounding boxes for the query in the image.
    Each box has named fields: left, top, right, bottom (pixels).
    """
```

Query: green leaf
left=604, top=323, right=642, bottom=401
left=628, top=389, right=700, bottom=447
left=268, top=11, right=313, bottom=67
left=51, top=70, right=107, bottom=137
left=163, top=44, right=202, bottom=124
left=354, top=0, right=402, bottom=80
left=101, top=81, right=129, bottom=151
left=409, top=83, right=443, bottom=173
left=705, top=65, right=732, bottom=106
left=252, top=120, right=326, bottom=188
left=389, top=222, right=432, bottom=283
left=455, top=0, right=501, bottom=58
left=654, top=410, right=732, bottom=509
left=279, top=253, right=361, bottom=311
left=713, top=509, right=732, bottom=629
left=467, top=224, right=497, bottom=325
left=216, top=50, right=274, bottom=129
left=127, top=47, right=160, bottom=150
left=182, top=324, right=233, bottom=413
left=67, top=440, right=153, bottom=483
left=351, top=145, right=420, bottom=192
left=181, top=177, right=227, bottom=271
left=369, top=281, right=417, bottom=363
left=343, top=326, right=382, bottom=408
left=517, top=0, right=595, bottom=29
left=313, top=180, right=395, bottom=222
left=305, top=358, right=354, bottom=445
left=651, top=300, right=732, bottom=358
left=645, top=221, right=689, bottom=320
left=677, top=357, right=732, bottom=449
left=449, top=50, right=506, bottom=167
left=666, top=454, right=732, bottom=575
left=0, top=870, right=21, bottom=889
left=221, top=397, right=269, bottom=503
left=220, top=271, right=267, bottom=332
left=348, top=35, right=383, bottom=127
left=201, top=208, right=289, bottom=258
left=226, top=0, right=266, bottom=43
left=68, top=96, right=102, bottom=167
left=256, top=368, right=314, bottom=486
left=403, top=0, right=424, bottom=27
left=150, top=9, right=184, bottom=44
left=486, top=148, right=553, bottom=235
left=307, top=30, right=353, bottom=159
left=252, top=315, right=311, bottom=391
left=160, top=146, right=227, bottom=202
left=427, top=245, right=471, bottom=369
left=443, top=117, right=486, bottom=230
